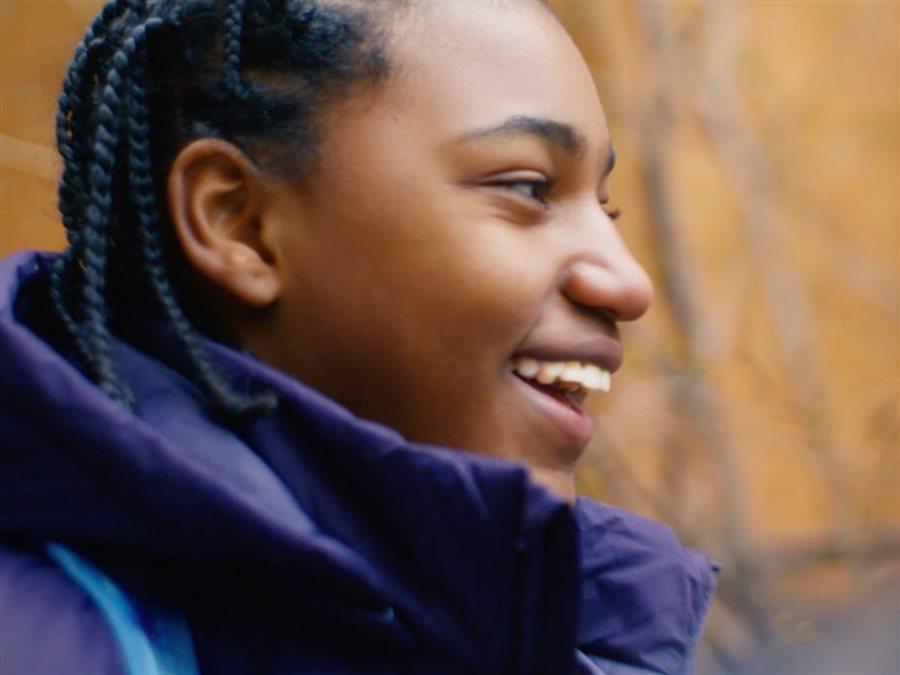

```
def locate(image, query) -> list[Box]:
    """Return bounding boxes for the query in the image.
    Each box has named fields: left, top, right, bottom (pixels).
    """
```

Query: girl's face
left=203, top=2, right=653, bottom=487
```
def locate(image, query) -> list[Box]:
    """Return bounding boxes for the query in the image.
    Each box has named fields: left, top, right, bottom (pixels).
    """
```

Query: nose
left=563, top=238, right=654, bottom=322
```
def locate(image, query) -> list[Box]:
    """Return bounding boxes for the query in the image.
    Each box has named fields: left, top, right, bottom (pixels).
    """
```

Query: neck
left=527, top=464, right=576, bottom=506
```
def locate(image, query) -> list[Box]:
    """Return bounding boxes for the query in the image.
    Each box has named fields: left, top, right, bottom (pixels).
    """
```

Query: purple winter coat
left=0, top=251, right=718, bottom=674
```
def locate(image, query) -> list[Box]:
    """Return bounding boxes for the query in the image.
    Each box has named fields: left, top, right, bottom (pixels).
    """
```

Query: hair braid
left=222, top=0, right=248, bottom=95
left=126, top=18, right=276, bottom=418
left=79, top=29, right=148, bottom=406
left=56, top=0, right=132, bottom=242
left=51, top=0, right=136, bottom=362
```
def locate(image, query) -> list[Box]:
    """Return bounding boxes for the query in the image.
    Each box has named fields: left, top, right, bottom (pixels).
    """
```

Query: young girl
left=0, top=0, right=718, bottom=673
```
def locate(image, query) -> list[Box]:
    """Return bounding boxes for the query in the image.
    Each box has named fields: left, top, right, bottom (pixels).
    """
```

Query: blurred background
left=2, top=1, right=898, bottom=673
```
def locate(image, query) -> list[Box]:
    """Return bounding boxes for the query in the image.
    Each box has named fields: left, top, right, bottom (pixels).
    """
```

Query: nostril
left=596, top=306, right=620, bottom=325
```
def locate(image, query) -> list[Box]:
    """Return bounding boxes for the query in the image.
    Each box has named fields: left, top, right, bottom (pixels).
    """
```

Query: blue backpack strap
left=575, top=649, right=662, bottom=675
left=44, top=542, right=200, bottom=675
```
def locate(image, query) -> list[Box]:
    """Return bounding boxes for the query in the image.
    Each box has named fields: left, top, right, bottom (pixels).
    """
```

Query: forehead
left=375, top=1, right=609, bottom=155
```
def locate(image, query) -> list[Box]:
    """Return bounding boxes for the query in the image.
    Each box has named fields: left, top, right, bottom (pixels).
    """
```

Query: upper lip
left=511, top=334, right=623, bottom=374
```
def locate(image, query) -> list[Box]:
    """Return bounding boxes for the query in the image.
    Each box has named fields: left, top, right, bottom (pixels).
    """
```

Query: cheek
left=286, top=138, right=542, bottom=367
left=338, top=180, right=532, bottom=316
left=371, top=213, right=550, bottom=362
left=436, top=234, right=548, bottom=351
left=304, top=208, right=550, bottom=383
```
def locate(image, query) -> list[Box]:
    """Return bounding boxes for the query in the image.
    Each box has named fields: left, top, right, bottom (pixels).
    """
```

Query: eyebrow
left=453, top=114, right=616, bottom=177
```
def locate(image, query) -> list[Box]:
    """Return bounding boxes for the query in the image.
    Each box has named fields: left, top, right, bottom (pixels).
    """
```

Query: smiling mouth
left=509, top=356, right=611, bottom=397
left=512, top=371, right=587, bottom=412
left=506, top=356, right=612, bottom=446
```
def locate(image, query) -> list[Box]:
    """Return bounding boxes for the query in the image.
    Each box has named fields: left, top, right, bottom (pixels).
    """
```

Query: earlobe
left=217, top=239, right=281, bottom=308
left=167, top=139, right=280, bottom=308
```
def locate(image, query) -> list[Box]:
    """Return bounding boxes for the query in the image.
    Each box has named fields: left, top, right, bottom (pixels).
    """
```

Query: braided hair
left=49, top=0, right=407, bottom=420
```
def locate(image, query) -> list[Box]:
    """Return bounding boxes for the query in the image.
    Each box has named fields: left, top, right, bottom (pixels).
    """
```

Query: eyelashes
left=494, top=178, right=621, bottom=220
left=500, top=178, right=554, bottom=207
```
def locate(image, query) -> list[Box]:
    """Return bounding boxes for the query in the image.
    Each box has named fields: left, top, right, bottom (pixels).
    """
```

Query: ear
left=167, top=139, right=280, bottom=308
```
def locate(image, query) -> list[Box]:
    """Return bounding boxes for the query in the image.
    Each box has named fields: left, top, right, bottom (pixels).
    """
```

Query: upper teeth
left=510, top=357, right=611, bottom=393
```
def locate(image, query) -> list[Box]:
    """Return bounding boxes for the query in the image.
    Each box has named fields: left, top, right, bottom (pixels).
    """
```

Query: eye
left=493, top=178, right=554, bottom=207
left=604, top=206, right=621, bottom=221
left=600, top=196, right=621, bottom=221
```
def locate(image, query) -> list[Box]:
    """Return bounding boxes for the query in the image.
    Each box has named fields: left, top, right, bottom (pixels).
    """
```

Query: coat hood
left=0, top=250, right=717, bottom=674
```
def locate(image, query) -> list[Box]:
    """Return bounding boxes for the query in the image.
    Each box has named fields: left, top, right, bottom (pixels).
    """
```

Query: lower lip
left=508, top=371, right=594, bottom=447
